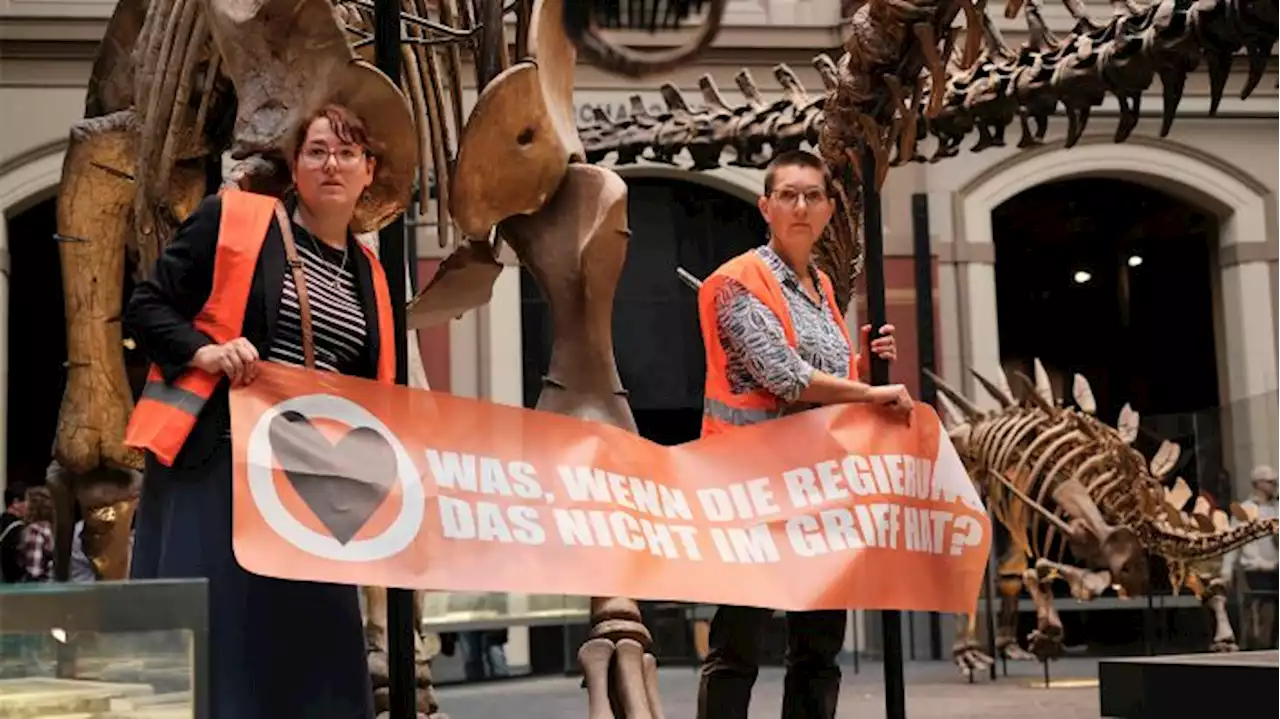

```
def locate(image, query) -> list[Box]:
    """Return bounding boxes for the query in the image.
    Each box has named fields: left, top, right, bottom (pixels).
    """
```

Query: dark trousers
left=131, top=446, right=374, bottom=719
left=696, top=605, right=846, bottom=719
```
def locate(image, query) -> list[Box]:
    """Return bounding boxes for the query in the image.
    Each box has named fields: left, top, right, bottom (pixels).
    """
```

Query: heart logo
left=268, top=410, right=398, bottom=545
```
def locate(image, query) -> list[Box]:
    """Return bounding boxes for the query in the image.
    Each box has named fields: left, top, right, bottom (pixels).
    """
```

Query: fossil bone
left=57, top=0, right=705, bottom=714
left=578, top=0, right=1276, bottom=311
left=924, top=360, right=1278, bottom=671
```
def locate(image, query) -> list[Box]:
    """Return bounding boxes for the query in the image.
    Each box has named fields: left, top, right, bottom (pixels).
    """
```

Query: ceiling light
left=1128, top=255, right=1143, bottom=267
left=1073, top=271, right=1092, bottom=284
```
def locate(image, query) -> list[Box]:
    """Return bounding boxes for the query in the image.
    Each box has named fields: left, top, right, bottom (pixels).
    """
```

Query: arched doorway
left=519, top=176, right=766, bottom=444
left=4, top=197, right=67, bottom=491
left=993, top=177, right=1223, bottom=495
left=991, top=176, right=1230, bottom=654
left=952, top=140, right=1276, bottom=506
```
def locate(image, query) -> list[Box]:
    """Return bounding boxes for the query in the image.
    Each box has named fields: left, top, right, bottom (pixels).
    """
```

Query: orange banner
left=230, top=363, right=991, bottom=614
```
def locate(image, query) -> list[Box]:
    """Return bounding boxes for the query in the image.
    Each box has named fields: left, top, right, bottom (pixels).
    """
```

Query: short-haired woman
left=696, top=149, right=913, bottom=719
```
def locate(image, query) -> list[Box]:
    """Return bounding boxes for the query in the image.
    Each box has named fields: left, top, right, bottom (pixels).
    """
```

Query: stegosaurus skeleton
left=925, top=360, right=1278, bottom=670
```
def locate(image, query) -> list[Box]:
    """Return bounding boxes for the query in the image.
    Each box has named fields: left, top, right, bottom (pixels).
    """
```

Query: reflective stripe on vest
left=124, top=191, right=403, bottom=466
left=123, top=189, right=279, bottom=466
left=702, top=397, right=784, bottom=427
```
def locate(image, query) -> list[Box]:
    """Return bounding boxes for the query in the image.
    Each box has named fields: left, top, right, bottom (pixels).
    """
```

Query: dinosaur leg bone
left=1022, top=567, right=1064, bottom=661
left=1201, top=577, right=1239, bottom=652
left=996, top=549, right=1034, bottom=660
left=951, top=612, right=994, bottom=676
left=612, top=639, right=654, bottom=719
left=364, top=586, right=442, bottom=717
left=1034, top=557, right=1111, bottom=602
left=55, top=111, right=142, bottom=476
left=580, top=638, right=617, bottom=719
left=500, top=165, right=660, bottom=717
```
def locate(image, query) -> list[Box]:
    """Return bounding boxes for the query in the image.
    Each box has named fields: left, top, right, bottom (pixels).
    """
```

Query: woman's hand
left=867, top=383, right=913, bottom=419
left=190, top=338, right=260, bottom=386
left=858, top=324, right=897, bottom=376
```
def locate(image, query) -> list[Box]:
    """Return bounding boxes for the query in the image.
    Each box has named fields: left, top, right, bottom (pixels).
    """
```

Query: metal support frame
left=910, top=193, right=944, bottom=664
left=372, top=0, right=416, bottom=716
left=857, top=148, right=906, bottom=719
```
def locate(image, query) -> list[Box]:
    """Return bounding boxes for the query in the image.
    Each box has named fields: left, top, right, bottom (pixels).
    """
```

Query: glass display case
left=418, top=591, right=591, bottom=632
left=0, top=578, right=208, bottom=719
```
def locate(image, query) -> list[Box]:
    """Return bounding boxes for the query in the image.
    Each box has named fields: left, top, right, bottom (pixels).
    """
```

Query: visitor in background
left=1223, top=465, right=1279, bottom=648
left=69, top=520, right=98, bottom=582
left=17, top=486, right=55, bottom=582
left=462, top=628, right=510, bottom=681
left=0, top=485, right=28, bottom=583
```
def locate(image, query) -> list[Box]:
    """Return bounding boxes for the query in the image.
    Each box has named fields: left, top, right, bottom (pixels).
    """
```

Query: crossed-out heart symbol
left=268, top=410, right=398, bottom=545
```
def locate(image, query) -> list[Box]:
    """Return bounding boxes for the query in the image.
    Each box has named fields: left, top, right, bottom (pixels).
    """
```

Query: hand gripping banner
left=230, top=363, right=992, bottom=614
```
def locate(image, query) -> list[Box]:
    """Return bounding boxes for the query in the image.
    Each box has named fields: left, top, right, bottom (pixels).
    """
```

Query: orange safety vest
left=697, top=249, right=855, bottom=439
left=123, top=188, right=398, bottom=466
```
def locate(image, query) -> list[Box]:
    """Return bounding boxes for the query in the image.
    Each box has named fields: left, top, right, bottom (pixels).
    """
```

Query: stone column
left=0, top=219, right=8, bottom=495
left=1217, top=241, right=1279, bottom=500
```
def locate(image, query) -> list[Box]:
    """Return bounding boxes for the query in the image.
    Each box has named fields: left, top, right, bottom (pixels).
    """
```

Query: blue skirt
left=130, top=444, right=374, bottom=719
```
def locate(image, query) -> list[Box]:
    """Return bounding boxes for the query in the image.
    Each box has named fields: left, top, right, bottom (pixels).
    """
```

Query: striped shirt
left=267, top=225, right=367, bottom=375
left=713, top=245, right=852, bottom=410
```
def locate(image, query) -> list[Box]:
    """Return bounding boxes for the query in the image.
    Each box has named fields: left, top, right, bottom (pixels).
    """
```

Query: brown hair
left=24, top=486, right=53, bottom=524
left=291, top=103, right=381, bottom=161
left=763, top=149, right=835, bottom=197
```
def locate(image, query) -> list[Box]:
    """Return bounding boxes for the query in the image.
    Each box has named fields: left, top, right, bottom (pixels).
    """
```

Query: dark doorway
left=5, top=198, right=67, bottom=491
left=521, top=176, right=764, bottom=447
left=994, top=177, right=1224, bottom=652
left=993, top=177, right=1221, bottom=494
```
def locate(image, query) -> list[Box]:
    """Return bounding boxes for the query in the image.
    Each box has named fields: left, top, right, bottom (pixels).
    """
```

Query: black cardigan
left=124, top=193, right=387, bottom=469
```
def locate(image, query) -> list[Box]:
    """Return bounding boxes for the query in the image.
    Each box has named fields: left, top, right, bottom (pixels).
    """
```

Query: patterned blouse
left=712, top=245, right=854, bottom=416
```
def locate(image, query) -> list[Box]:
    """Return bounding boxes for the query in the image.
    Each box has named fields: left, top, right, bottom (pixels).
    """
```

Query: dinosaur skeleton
left=924, top=361, right=1279, bottom=671
left=578, top=0, right=1276, bottom=308
left=582, top=0, right=1275, bottom=168
left=55, top=0, right=718, bottom=716
left=48, top=0, right=1276, bottom=713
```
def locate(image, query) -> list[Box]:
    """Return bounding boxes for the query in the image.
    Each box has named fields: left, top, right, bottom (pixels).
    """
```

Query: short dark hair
left=763, top=150, right=834, bottom=196
left=291, top=103, right=380, bottom=161
left=24, top=486, right=53, bottom=524
left=4, top=485, right=24, bottom=508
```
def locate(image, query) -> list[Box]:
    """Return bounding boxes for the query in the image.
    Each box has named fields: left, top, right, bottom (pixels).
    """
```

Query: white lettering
left=786, top=515, right=827, bottom=557
left=439, top=496, right=475, bottom=538
left=558, top=466, right=612, bottom=502
left=425, top=450, right=477, bottom=492
left=697, top=488, right=735, bottom=522
left=710, top=525, right=780, bottom=564
left=782, top=467, right=823, bottom=508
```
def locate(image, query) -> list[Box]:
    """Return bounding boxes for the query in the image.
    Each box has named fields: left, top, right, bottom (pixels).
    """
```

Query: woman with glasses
left=124, top=103, right=406, bottom=719
left=694, top=149, right=913, bottom=719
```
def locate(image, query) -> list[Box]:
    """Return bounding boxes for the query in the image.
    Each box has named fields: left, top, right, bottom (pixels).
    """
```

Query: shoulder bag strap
left=273, top=203, right=316, bottom=370
left=0, top=520, right=23, bottom=546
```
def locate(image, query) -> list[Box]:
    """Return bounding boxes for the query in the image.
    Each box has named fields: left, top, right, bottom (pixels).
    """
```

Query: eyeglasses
left=299, top=144, right=368, bottom=169
left=771, top=187, right=830, bottom=207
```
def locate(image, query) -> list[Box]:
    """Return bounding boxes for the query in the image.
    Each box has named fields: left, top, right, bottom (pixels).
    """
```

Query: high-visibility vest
left=696, top=249, right=854, bottom=439
left=123, top=188, right=398, bottom=466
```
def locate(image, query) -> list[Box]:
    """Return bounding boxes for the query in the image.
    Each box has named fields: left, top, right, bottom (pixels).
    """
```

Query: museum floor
left=436, top=658, right=1105, bottom=718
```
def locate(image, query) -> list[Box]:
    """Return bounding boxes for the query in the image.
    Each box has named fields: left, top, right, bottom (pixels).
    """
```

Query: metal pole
left=856, top=148, right=906, bottom=719
left=372, top=0, right=416, bottom=716
left=983, top=529, right=1000, bottom=681
left=911, top=193, right=944, bottom=663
